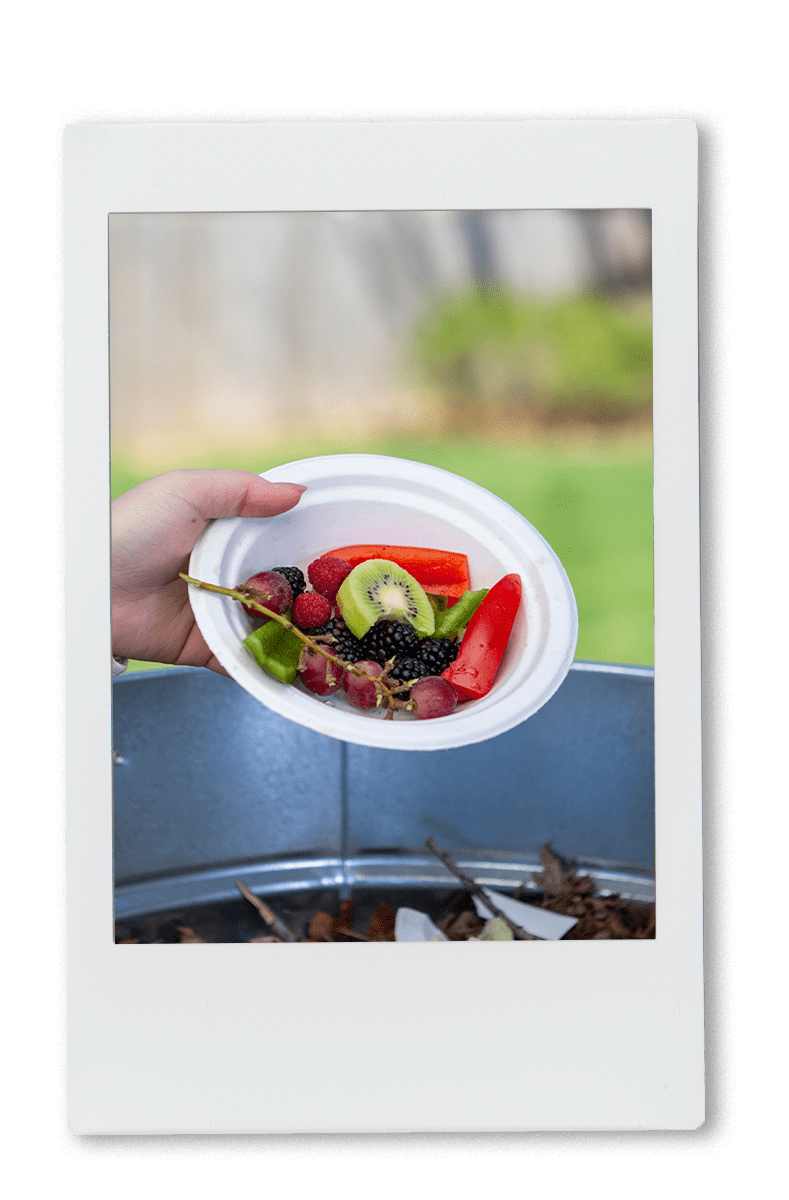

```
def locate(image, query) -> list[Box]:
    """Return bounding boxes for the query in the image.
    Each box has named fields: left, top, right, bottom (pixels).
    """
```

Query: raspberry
left=292, top=591, right=332, bottom=629
left=307, top=556, right=353, bottom=602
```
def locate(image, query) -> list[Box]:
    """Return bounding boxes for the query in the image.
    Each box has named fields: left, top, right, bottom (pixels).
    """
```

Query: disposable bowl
left=187, top=454, right=578, bottom=751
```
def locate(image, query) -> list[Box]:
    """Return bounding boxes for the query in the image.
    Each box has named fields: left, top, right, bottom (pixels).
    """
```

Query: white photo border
left=65, top=120, right=701, bottom=1133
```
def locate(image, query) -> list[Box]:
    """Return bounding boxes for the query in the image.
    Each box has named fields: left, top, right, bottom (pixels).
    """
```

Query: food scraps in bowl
left=182, top=543, right=522, bottom=722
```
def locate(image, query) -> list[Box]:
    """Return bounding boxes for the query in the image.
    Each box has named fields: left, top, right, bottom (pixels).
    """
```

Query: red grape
left=240, top=571, right=292, bottom=619
left=343, top=660, right=384, bottom=709
left=298, top=649, right=345, bottom=695
left=408, top=676, right=459, bottom=719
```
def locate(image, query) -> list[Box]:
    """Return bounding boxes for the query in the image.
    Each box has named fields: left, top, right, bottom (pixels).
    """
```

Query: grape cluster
left=240, top=564, right=465, bottom=720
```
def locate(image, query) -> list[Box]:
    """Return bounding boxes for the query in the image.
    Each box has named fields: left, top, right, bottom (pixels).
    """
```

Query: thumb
left=166, top=468, right=307, bottom=521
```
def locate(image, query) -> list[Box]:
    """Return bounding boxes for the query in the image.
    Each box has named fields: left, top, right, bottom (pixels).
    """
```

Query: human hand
left=111, top=468, right=306, bottom=673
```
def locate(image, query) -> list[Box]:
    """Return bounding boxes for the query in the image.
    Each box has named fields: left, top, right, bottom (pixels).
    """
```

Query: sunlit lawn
left=112, top=430, right=653, bottom=672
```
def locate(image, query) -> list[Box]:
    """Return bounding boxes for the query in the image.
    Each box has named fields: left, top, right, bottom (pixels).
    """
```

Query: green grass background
left=112, top=432, right=653, bottom=673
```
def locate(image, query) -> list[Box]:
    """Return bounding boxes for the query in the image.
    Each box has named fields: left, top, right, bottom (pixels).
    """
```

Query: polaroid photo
left=62, top=117, right=700, bottom=1137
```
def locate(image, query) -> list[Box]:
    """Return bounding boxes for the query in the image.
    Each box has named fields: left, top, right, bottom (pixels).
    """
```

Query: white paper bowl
left=187, top=454, right=578, bottom=751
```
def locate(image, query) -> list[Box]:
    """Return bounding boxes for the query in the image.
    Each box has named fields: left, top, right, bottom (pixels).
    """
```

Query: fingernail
left=290, top=484, right=308, bottom=493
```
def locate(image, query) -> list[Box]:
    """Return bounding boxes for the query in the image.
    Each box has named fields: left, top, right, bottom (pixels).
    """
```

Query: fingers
left=163, top=469, right=307, bottom=521
left=234, top=476, right=307, bottom=519
left=111, top=468, right=308, bottom=664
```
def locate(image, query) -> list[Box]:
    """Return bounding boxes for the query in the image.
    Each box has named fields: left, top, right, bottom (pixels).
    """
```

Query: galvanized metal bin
left=112, top=662, right=655, bottom=923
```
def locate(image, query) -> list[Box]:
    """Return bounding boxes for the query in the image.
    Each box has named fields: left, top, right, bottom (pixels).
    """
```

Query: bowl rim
left=188, top=453, right=579, bottom=750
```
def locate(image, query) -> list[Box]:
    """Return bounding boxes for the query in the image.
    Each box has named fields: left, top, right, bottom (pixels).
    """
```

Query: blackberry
left=418, top=636, right=460, bottom=674
left=334, top=628, right=368, bottom=664
left=387, top=656, right=432, bottom=686
left=361, top=619, right=420, bottom=665
left=271, top=566, right=306, bottom=599
left=315, top=617, right=367, bottom=663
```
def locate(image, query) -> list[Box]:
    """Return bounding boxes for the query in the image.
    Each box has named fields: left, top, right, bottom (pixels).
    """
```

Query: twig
left=424, top=837, right=541, bottom=941
left=236, top=880, right=297, bottom=942
left=180, top=572, right=406, bottom=713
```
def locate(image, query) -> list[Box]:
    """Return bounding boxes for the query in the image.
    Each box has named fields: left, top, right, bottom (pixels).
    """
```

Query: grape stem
left=180, top=572, right=408, bottom=713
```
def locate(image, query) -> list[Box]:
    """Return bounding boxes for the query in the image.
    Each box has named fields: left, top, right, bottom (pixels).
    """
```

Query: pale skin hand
left=111, top=469, right=306, bottom=674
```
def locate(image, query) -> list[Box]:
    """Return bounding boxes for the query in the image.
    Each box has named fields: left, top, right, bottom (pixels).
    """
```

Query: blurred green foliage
left=410, top=288, right=652, bottom=430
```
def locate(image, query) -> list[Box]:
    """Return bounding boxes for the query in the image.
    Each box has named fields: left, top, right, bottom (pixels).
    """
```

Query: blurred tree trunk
left=463, top=210, right=498, bottom=292
left=578, top=209, right=652, bottom=295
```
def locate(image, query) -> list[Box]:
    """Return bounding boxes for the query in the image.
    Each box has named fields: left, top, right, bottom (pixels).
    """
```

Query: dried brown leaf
left=562, top=913, right=599, bottom=940
left=176, top=925, right=208, bottom=943
left=333, top=898, right=355, bottom=933
left=543, top=893, right=589, bottom=916
left=365, top=901, right=396, bottom=941
left=635, top=908, right=656, bottom=938
left=537, top=842, right=571, bottom=896
left=538, top=844, right=597, bottom=921
left=442, top=910, right=486, bottom=941
left=307, top=911, right=334, bottom=941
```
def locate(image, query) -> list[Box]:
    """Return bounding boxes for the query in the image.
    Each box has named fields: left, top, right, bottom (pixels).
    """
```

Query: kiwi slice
left=337, top=558, right=436, bottom=640
left=426, top=592, right=448, bottom=618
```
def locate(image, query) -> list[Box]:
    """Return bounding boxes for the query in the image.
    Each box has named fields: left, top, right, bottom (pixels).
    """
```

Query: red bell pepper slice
left=441, top=574, right=522, bottom=701
left=422, top=582, right=468, bottom=607
left=321, top=544, right=470, bottom=590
